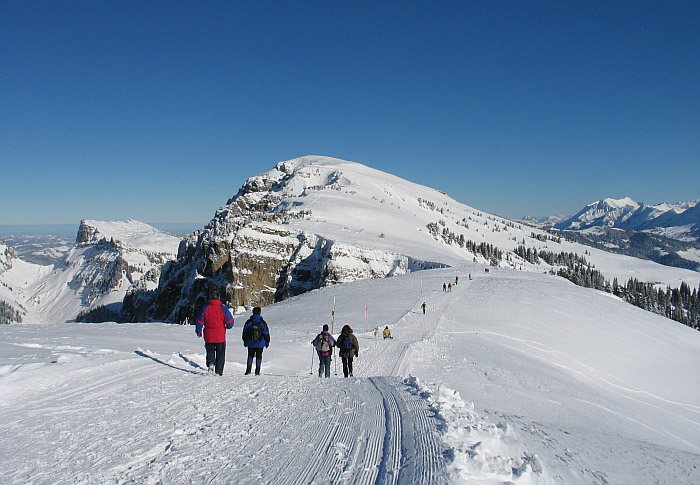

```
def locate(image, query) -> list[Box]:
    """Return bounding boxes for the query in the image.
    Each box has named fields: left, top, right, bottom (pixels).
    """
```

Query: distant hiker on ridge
left=241, top=307, right=270, bottom=375
left=195, top=290, right=234, bottom=376
left=421, top=302, right=427, bottom=314
left=337, top=324, right=359, bottom=378
left=312, top=324, right=336, bottom=378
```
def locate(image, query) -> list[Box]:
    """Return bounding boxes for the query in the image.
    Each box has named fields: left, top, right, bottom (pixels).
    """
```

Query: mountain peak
left=556, top=196, right=700, bottom=237
left=76, top=219, right=180, bottom=254
left=601, top=197, right=639, bottom=209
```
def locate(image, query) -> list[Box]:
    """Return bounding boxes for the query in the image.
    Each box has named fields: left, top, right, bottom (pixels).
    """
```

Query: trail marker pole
left=331, top=297, right=336, bottom=334
left=365, top=305, right=368, bottom=332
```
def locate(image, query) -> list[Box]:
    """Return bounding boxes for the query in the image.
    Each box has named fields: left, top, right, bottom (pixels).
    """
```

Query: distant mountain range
left=523, top=197, right=700, bottom=272
left=554, top=197, right=700, bottom=240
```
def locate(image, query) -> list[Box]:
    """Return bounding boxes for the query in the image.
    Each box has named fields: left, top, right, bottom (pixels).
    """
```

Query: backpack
left=340, top=333, right=353, bottom=351
left=316, top=333, right=331, bottom=352
left=249, top=320, right=263, bottom=343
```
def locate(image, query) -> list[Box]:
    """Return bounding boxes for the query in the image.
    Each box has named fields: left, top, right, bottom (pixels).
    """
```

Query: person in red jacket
left=195, top=291, right=234, bottom=376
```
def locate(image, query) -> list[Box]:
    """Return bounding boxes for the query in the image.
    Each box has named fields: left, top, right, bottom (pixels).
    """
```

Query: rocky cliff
left=123, top=157, right=445, bottom=323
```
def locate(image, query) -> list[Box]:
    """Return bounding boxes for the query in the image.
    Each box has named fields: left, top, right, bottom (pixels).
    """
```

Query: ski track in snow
left=0, top=352, right=448, bottom=484
left=0, top=288, right=468, bottom=484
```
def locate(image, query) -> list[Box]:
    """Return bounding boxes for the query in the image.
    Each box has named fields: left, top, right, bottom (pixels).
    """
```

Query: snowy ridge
left=77, top=219, right=181, bottom=254
left=556, top=196, right=700, bottom=239
left=1, top=220, right=181, bottom=323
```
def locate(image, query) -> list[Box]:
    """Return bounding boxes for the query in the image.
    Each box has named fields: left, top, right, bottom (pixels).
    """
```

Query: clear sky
left=2, top=0, right=698, bottom=225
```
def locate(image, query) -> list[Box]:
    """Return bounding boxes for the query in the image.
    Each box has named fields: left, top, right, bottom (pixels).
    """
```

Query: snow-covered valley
left=2, top=265, right=699, bottom=483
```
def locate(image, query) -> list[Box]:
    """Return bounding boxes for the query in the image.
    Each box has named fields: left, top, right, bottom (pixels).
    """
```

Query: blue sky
left=2, top=1, right=698, bottom=226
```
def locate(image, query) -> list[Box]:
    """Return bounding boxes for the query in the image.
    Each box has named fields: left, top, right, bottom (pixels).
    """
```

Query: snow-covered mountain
left=555, top=196, right=700, bottom=239
left=3, top=157, right=700, bottom=482
left=130, top=156, right=700, bottom=324
left=0, top=220, right=180, bottom=323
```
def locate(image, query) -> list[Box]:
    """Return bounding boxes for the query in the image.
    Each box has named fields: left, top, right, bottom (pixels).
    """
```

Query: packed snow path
left=0, top=354, right=447, bottom=484
left=0, top=276, right=457, bottom=484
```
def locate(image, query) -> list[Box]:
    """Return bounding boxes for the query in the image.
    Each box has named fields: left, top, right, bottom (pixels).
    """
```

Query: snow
left=1, top=221, right=181, bottom=323
left=80, top=219, right=181, bottom=254
left=602, top=197, right=639, bottom=210
left=242, top=156, right=700, bottom=289
left=677, top=248, right=700, bottom=265
left=2, top=265, right=699, bottom=483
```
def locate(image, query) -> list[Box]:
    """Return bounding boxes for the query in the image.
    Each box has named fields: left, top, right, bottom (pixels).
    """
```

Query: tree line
left=427, top=222, right=503, bottom=265
left=515, top=245, right=700, bottom=331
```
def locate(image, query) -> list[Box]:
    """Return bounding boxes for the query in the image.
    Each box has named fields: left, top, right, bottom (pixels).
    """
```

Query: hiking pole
left=310, top=346, right=315, bottom=375
left=334, top=347, right=338, bottom=375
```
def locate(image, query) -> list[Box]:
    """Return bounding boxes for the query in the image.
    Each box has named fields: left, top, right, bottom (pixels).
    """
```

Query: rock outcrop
left=124, top=157, right=444, bottom=323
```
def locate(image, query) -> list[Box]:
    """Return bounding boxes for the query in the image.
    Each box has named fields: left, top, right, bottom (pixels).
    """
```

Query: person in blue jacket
left=241, top=306, right=270, bottom=375
left=195, top=290, right=234, bottom=376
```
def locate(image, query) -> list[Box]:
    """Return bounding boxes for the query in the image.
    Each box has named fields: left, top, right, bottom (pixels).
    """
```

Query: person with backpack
left=195, top=290, right=235, bottom=376
left=337, top=324, right=359, bottom=378
left=241, top=306, right=270, bottom=376
left=383, top=326, right=393, bottom=339
left=312, top=324, right=336, bottom=378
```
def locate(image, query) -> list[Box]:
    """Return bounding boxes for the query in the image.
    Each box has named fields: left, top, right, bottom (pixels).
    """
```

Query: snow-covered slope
left=0, top=220, right=181, bottom=323
left=0, top=243, right=30, bottom=324
left=1, top=265, right=698, bottom=483
left=140, top=156, right=700, bottom=324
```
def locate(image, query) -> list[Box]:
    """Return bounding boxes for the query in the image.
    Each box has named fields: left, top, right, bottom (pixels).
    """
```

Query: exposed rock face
left=126, top=158, right=443, bottom=323
left=0, top=243, right=24, bottom=324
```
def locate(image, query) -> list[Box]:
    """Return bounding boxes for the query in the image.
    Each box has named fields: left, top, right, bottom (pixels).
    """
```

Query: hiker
left=421, top=302, right=427, bottom=314
left=448, top=283, right=452, bottom=292
left=383, top=326, right=393, bottom=339
left=455, top=276, right=459, bottom=285
left=374, top=326, right=381, bottom=339
left=241, top=306, right=270, bottom=375
left=312, top=324, right=336, bottom=378
left=337, top=324, right=359, bottom=378
left=195, top=290, right=234, bottom=376
left=443, top=283, right=447, bottom=292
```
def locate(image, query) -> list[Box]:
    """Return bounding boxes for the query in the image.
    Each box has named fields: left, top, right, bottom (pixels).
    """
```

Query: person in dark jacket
left=241, top=307, right=270, bottom=375
left=312, top=324, right=336, bottom=378
left=336, top=324, right=359, bottom=378
left=195, top=291, right=234, bottom=376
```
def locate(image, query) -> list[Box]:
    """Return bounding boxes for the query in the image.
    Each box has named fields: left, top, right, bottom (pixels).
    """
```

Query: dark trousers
left=205, top=342, right=226, bottom=375
left=247, top=347, right=264, bottom=374
left=342, top=355, right=354, bottom=377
